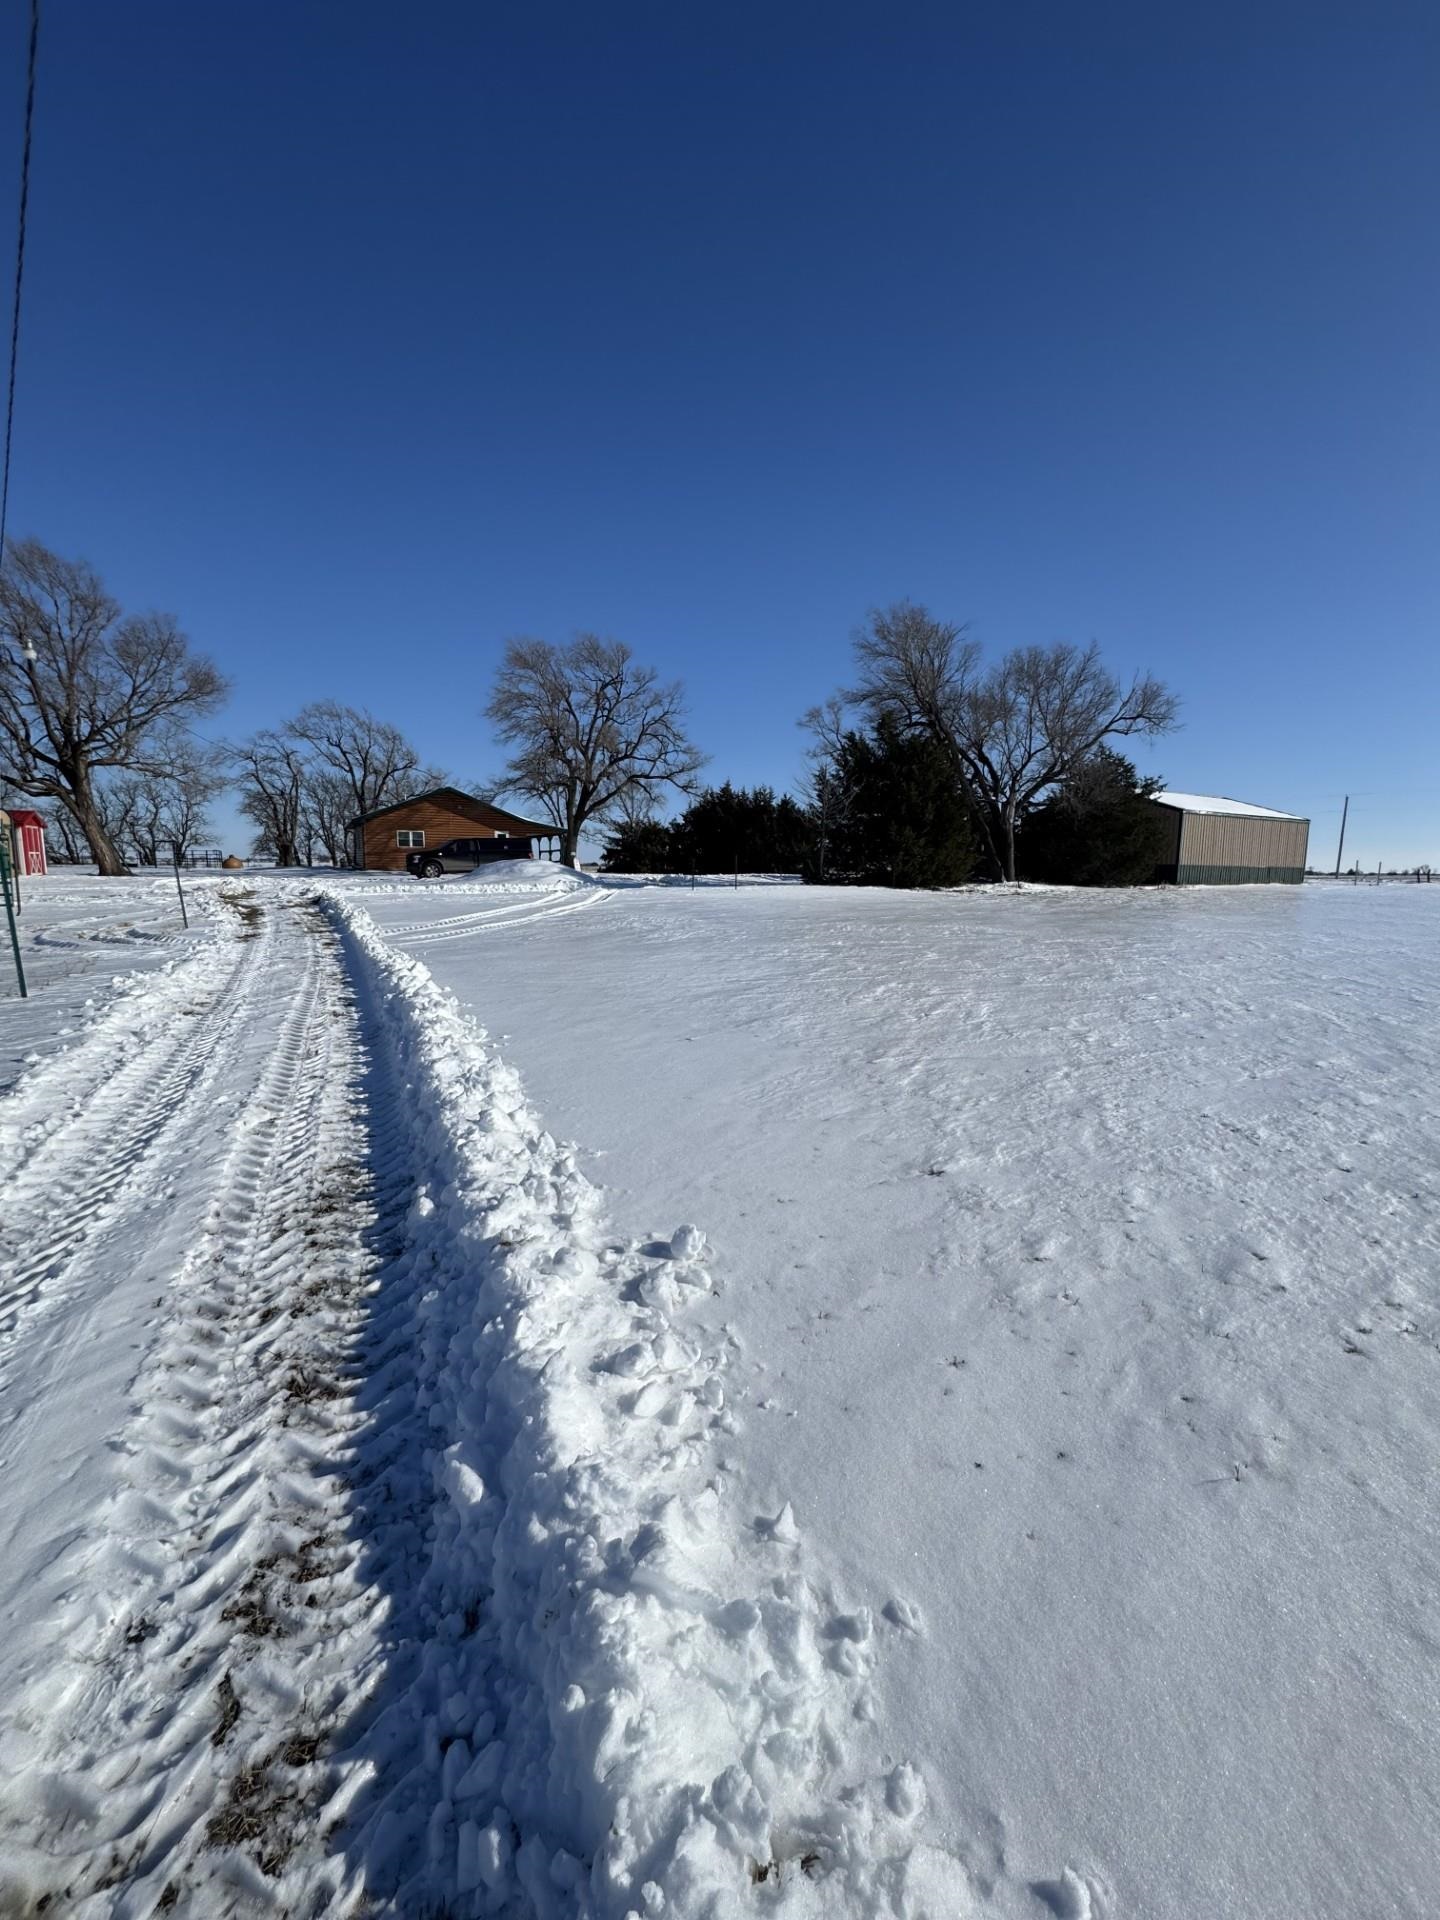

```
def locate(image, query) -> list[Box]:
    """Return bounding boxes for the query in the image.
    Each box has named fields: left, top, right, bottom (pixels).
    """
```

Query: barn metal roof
left=1151, top=791, right=1306, bottom=821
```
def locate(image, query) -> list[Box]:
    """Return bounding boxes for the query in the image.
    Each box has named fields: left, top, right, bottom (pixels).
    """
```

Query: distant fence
left=1310, top=866, right=1435, bottom=885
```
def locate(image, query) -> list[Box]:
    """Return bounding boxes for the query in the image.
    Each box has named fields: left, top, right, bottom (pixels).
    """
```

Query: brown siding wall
left=1176, top=813, right=1309, bottom=873
left=360, top=798, right=540, bottom=871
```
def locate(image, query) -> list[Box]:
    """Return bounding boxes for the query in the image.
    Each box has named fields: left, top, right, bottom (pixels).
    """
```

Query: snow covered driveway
left=359, top=872, right=1440, bottom=1920
left=0, top=887, right=375, bottom=1907
left=2, top=874, right=967, bottom=1918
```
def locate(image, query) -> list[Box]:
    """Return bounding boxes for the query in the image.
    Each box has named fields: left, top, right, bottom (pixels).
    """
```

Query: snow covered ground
left=1, top=866, right=1436, bottom=1918
left=0, top=871, right=218, bottom=1094
left=355, top=870, right=1440, bottom=1920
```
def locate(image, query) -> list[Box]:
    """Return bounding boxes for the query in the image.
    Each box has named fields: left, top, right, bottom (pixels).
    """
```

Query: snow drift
left=324, top=895, right=983, bottom=1918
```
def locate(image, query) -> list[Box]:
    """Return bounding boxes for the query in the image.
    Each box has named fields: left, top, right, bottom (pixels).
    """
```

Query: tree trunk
left=973, top=808, right=1007, bottom=882
left=68, top=777, right=131, bottom=876
left=960, top=784, right=1006, bottom=882
left=1001, top=811, right=1018, bottom=883
left=560, top=822, right=580, bottom=869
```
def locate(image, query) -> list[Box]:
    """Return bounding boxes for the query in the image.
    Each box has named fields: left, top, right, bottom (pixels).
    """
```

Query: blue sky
left=3, top=1, right=1437, bottom=866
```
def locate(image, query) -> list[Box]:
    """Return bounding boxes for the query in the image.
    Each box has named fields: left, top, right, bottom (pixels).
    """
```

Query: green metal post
left=0, top=834, right=27, bottom=998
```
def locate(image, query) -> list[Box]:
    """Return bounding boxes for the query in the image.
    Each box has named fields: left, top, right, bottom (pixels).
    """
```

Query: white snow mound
left=318, top=897, right=986, bottom=1918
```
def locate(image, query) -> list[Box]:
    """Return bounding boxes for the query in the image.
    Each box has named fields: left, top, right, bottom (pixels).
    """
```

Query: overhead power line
left=0, top=0, right=40, bottom=565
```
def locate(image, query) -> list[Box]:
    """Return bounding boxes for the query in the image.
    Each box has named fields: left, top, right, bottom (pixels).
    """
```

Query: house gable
left=350, top=788, right=556, bottom=871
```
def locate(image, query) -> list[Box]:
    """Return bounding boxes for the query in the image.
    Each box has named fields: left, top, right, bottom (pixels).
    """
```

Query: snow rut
left=0, top=896, right=377, bottom=1912
left=0, top=904, right=245, bottom=1347
left=386, top=882, right=612, bottom=946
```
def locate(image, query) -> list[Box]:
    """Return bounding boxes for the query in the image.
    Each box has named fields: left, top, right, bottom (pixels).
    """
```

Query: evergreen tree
left=671, top=783, right=812, bottom=874
left=600, top=783, right=812, bottom=874
left=599, top=816, right=678, bottom=872
left=1018, top=747, right=1170, bottom=886
left=819, top=716, right=979, bottom=887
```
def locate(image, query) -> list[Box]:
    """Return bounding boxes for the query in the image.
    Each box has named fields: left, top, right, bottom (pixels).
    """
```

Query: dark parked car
left=406, top=835, right=535, bottom=878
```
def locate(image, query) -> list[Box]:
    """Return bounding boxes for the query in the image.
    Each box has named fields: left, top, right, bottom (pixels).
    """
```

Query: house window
left=396, top=829, right=425, bottom=848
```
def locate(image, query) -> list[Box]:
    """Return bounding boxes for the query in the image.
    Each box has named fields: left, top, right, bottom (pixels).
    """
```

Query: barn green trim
left=1157, top=864, right=1305, bottom=886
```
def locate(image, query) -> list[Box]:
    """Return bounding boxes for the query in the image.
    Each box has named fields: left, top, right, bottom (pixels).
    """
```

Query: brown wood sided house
left=347, top=788, right=559, bottom=872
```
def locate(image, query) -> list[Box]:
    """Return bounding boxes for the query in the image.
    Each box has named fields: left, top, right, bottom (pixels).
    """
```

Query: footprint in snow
left=755, top=1502, right=800, bottom=1545
left=669, top=1223, right=707, bottom=1262
left=824, top=1609, right=872, bottom=1644
left=712, top=1597, right=762, bottom=1638
left=885, top=1762, right=925, bottom=1820
left=882, top=1595, right=924, bottom=1633
left=1030, top=1867, right=1111, bottom=1919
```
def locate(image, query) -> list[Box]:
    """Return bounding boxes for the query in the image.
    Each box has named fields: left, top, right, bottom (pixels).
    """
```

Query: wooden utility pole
left=170, top=841, right=189, bottom=928
left=1334, top=794, right=1349, bottom=876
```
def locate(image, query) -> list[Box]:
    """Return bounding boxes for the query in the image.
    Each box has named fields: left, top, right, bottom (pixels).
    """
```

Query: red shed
left=8, top=810, right=47, bottom=876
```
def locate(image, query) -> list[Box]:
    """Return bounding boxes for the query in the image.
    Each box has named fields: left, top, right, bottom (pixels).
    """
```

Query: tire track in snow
left=0, top=897, right=257, bottom=1356
left=0, top=977, right=248, bottom=1341
left=393, top=882, right=613, bottom=946
left=0, top=897, right=381, bottom=1913
left=380, top=891, right=584, bottom=937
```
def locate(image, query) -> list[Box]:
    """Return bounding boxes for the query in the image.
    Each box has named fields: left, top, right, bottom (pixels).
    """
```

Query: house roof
left=1150, top=790, right=1306, bottom=822
left=348, top=787, right=556, bottom=835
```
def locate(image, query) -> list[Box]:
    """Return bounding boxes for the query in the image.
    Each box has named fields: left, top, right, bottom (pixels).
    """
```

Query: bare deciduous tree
left=228, top=705, right=441, bottom=869
left=99, top=737, right=225, bottom=865
left=486, top=636, right=705, bottom=868
left=45, top=802, right=85, bottom=864
left=92, top=776, right=143, bottom=863
left=845, top=601, right=1178, bottom=881
left=283, top=703, right=444, bottom=865
left=227, top=732, right=307, bottom=867
left=287, top=701, right=427, bottom=822
left=161, top=747, right=225, bottom=861
left=0, top=538, right=229, bottom=874
left=298, top=768, right=354, bottom=868
left=609, top=781, right=665, bottom=834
